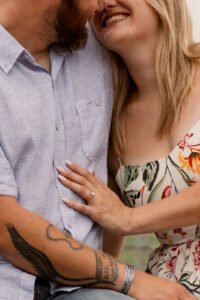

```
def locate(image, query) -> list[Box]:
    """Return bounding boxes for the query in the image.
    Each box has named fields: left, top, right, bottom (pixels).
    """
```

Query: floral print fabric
left=115, top=120, right=200, bottom=298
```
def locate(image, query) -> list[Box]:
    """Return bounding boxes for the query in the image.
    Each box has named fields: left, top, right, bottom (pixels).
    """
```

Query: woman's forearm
left=126, top=181, right=200, bottom=235
left=56, top=161, right=200, bottom=237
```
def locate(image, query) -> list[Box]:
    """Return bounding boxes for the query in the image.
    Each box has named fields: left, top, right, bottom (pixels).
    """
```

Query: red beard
left=54, top=0, right=89, bottom=52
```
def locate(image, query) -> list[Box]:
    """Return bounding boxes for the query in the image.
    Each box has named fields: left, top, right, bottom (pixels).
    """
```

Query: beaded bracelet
left=120, top=264, right=135, bottom=295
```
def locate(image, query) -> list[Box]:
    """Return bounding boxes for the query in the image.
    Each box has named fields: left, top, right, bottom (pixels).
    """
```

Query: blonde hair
left=111, top=0, right=200, bottom=158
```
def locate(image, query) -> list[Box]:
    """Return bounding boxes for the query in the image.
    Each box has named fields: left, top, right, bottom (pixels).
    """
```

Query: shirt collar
left=0, top=25, right=24, bottom=74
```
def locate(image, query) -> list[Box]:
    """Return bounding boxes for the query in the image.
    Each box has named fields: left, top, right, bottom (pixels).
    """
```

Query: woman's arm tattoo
left=6, top=223, right=119, bottom=286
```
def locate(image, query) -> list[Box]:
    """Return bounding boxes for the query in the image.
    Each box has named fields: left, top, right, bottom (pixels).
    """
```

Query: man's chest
left=0, top=70, right=111, bottom=169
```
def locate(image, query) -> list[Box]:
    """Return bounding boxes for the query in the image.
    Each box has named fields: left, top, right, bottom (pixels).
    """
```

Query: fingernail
left=56, top=166, right=65, bottom=172
left=62, top=198, right=70, bottom=203
left=58, top=174, right=66, bottom=181
left=66, top=160, right=72, bottom=165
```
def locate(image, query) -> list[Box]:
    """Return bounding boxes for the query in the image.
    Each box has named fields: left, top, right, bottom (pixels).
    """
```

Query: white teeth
left=105, top=14, right=128, bottom=27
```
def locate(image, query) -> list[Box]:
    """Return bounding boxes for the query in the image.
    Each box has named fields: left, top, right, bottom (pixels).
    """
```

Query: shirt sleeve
left=0, top=146, right=17, bottom=197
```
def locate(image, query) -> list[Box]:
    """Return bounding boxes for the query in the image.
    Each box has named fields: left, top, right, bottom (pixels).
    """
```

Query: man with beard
left=0, top=0, right=195, bottom=300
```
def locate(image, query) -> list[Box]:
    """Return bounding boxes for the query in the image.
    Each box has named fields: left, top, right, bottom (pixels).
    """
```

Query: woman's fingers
left=58, top=175, right=94, bottom=202
left=62, top=198, right=91, bottom=216
left=65, top=160, right=97, bottom=186
left=56, top=165, right=95, bottom=191
left=93, top=171, right=109, bottom=189
left=56, top=162, right=109, bottom=194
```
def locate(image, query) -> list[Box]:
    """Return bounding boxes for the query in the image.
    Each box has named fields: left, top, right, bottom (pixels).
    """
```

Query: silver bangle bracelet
left=120, top=264, right=135, bottom=295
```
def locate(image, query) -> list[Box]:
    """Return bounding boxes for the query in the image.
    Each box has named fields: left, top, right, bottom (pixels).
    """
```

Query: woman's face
left=91, top=0, right=160, bottom=53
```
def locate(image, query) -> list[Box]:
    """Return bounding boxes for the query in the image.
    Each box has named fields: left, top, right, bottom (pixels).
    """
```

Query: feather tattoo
left=6, top=223, right=119, bottom=286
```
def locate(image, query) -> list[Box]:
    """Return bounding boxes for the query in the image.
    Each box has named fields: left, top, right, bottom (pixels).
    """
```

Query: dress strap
left=117, top=157, right=124, bottom=190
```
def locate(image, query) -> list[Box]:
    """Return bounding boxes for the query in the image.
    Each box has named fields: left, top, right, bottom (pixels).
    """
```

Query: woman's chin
left=101, top=37, right=125, bottom=53
left=100, top=28, right=130, bottom=53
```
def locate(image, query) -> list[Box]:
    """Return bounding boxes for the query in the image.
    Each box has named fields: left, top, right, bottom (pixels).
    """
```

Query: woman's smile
left=102, top=13, right=130, bottom=28
left=92, top=0, right=160, bottom=55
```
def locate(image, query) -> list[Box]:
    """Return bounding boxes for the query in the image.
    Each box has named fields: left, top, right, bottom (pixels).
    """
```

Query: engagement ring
left=90, top=191, right=95, bottom=200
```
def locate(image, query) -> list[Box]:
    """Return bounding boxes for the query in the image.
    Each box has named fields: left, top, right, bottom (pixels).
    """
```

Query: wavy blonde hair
left=111, top=0, right=200, bottom=158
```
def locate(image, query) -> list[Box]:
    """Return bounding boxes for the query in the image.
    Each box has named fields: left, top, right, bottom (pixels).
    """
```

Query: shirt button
left=68, top=220, right=73, bottom=228
left=95, top=100, right=101, bottom=106
left=56, top=124, right=60, bottom=131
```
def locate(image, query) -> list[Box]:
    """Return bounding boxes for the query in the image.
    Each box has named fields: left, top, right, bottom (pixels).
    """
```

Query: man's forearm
left=5, top=222, right=125, bottom=287
left=0, top=196, right=127, bottom=292
left=1, top=196, right=196, bottom=300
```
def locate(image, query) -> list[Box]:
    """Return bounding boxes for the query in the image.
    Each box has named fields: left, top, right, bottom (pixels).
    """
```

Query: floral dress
left=115, top=121, right=200, bottom=298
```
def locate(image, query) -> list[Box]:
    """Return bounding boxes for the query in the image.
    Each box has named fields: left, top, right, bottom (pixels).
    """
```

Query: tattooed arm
left=0, top=195, right=124, bottom=288
left=0, top=195, right=195, bottom=300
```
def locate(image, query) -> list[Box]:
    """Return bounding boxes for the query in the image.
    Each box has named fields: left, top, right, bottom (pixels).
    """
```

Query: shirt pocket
left=76, top=98, right=108, bottom=160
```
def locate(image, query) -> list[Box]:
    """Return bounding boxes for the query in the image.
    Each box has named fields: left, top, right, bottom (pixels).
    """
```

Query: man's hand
left=129, top=270, right=196, bottom=300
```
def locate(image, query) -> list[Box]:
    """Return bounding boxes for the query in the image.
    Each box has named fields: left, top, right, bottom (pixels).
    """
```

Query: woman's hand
left=56, top=161, right=132, bottom=236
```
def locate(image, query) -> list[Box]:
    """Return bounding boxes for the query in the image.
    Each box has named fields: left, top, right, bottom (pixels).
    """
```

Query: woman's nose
left=99, top=0, right=117, bottom=10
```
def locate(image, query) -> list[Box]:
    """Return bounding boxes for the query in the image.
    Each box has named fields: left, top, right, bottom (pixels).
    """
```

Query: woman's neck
left=119, top=36, right=160, bottom=99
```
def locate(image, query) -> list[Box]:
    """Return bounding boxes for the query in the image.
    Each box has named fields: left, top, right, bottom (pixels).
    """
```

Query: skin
left=0, top=0, right=129, bottom=297
left=56, top=0, right=200, bottom=298
left=0, top=0, right=101, bottom=69
left=0, top=0, right=197, bottom=299
left=58, top=0, right=200, bottom=237
left=90, top=0, right=200, bottom=166
left=102, top=174, right=124, bottom=258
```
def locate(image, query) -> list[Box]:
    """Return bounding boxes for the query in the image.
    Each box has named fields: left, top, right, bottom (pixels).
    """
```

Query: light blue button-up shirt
left=0, top=25, right=113, bottom=299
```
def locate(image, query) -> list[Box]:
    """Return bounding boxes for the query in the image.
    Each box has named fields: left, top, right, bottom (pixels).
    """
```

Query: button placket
left=67, top=219, right=73, bottom=228
left=52, top=78, right=74, bottom=230
left=56, top=124, right=60, bottom=131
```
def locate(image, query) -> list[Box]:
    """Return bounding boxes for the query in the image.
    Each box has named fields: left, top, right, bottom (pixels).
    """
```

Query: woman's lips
left=102, top=13, right=130, bottom=28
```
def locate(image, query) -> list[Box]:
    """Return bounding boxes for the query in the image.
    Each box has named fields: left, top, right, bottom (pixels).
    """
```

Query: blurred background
left=120, top=234, right=159, bottom=270
left=186, top=0, right=200, bottom=42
